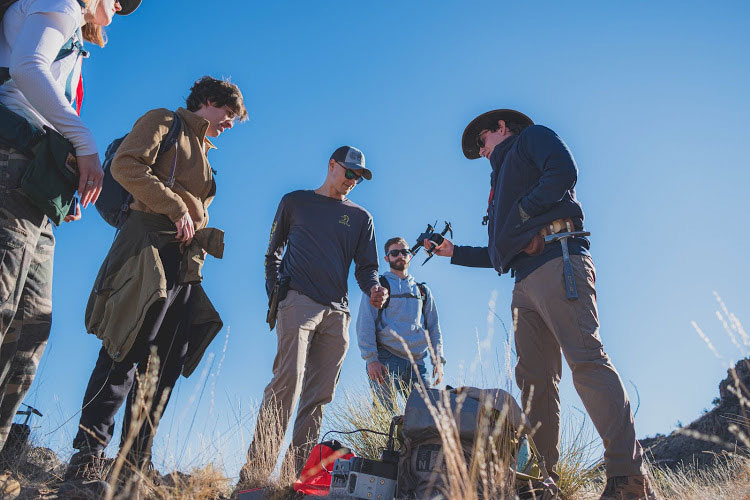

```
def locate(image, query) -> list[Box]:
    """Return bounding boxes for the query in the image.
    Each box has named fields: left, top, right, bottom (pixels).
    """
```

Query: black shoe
left=57, top=478, right=111, bottom=500
left=60, top=449, right=111, bottom=499
left=64, top=449, right=109, bottom=481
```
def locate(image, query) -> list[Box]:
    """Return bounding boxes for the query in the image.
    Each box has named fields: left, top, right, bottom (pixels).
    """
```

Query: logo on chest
left=338, top=215, right=351, bottom=227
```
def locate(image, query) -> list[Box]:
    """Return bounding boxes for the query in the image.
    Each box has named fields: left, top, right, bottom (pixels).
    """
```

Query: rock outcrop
left=640, top=358, right=750, bottom=469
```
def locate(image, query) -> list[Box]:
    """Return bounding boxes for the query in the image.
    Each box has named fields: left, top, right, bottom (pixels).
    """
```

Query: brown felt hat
left=117, top=0, right=142, bottom=15
left=461, top=109, right=534, bottom=159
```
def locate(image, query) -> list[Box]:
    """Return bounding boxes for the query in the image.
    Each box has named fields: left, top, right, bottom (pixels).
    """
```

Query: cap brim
left=461, top=109, right=534, bottom=159
left=116, top=0, right=142, bottom=15
left=345, top=164, right=372, bottom=180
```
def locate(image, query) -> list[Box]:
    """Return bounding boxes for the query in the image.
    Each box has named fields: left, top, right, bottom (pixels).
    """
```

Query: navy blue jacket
left=451, top=125, right=588, bottom=277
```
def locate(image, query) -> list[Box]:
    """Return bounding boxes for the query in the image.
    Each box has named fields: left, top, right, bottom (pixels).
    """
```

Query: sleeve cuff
left=363, top=352, right=378, bottom=363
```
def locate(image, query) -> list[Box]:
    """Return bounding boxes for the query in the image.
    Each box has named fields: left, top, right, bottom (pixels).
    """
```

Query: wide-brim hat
left=461, top=109, right=534, bottom=159
left=117, top=0, right=142, bottom=15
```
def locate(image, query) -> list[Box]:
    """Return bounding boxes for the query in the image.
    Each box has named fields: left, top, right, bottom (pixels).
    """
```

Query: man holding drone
left=427, top=109, right=659, bottom=500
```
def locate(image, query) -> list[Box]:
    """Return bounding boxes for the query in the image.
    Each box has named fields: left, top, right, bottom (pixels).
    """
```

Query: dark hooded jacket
left=451, top=125, right=589, bottom=278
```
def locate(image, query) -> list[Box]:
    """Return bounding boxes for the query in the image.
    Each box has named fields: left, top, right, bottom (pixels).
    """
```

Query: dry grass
left=325, top=380, right=404, bottom=459
left=234, top=396, right=297, bottom=498
left=4, top=295, right=749, bottom=498
left=554, top=413, right=604, bottom=499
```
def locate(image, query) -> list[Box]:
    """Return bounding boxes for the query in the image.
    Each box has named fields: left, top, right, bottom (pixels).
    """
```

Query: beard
left=389, top=258, right=408, bottom=272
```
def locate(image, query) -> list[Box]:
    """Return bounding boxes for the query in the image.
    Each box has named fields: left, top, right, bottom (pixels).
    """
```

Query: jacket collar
left=488, top=134, right=519, bottom=186
left=176, top=107, right=217, bottom=151
left=489, top=134, right=518, bottom=171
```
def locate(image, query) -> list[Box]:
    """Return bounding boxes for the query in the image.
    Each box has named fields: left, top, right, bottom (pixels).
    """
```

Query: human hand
left=433, top=362, right=444, bottom=385
left=175, top=212, right=195, bottom=244
left=367, top=360, right=388, bottom=384
left=370, top=284, right=388, bottom=309
left=75, top=153, right=104, bottom=208
left=423, top=237, right=454, bottom=257
left=63, top=199, right=81, bottom=223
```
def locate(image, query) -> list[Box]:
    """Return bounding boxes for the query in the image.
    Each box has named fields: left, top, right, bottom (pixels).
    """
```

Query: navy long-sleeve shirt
left=451, top=125, right=589, bottom=281
left=264, top=190, right=380, bottom=312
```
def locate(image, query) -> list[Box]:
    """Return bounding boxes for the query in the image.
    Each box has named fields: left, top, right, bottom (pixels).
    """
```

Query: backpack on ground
left=96, top=112, right=182, bottom=228
left=397, top=386, right=558, bottom=499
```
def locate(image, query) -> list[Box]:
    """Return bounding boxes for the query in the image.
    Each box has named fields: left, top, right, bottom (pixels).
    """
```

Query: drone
left=411, top=221, right=453, bottom=266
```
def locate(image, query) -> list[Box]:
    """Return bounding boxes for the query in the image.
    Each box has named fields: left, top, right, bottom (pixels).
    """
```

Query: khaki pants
left=249, top=290, right=350, bottom=474
left=512, top=255, right=644, bottom=478
left=0, top=147, right=54, bottom=450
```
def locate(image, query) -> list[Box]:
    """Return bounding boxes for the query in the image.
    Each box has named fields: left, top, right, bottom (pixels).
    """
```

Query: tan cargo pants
left=512, top=254, right=644, bottom=479
left=248, top=290, right=350, bottom=475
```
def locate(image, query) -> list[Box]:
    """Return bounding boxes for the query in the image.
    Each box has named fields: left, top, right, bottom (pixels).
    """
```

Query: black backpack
left=96, top=113, right=182, bottom=228
left=377, top=274, right=428, bottom=326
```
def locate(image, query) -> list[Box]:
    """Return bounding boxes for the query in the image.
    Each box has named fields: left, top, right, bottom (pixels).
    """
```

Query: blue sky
left=18, top=0, right=750, bottom=476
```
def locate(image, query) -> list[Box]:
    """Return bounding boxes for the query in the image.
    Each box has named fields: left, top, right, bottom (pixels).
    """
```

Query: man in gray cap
left=428, top=110, right=659, bottom=500
left=240, top=146, right=388, bottom=480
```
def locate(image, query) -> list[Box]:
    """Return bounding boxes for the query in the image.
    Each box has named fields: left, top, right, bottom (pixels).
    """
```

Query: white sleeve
left=8, top=12, right=97, bottom=156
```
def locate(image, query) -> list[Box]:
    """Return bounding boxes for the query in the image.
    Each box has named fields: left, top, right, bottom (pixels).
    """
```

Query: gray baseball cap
left=331, top=146, right=372, bottom=180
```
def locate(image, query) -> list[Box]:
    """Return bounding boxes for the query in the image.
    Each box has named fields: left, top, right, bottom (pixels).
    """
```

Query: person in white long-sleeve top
left=0, top=1, right=141, bottom=485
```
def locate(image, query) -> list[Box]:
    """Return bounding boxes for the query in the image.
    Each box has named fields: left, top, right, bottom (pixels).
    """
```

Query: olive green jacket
left=85, top=210, right=224, bottom=377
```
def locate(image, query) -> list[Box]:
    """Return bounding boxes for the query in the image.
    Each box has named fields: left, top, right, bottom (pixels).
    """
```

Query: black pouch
left=20, top=126, right=78, bottom=226
left=0, top=103, right=44, bottom=157
left=266, top=276, right=290, bottom=331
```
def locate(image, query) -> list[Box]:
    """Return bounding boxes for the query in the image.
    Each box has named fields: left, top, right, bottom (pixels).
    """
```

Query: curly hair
left=186, top=76, right=248, bottom=122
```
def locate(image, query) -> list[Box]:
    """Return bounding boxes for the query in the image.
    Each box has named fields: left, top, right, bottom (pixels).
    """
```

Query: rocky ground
left=640, top=357, right=750, bottom=469
left=1, top=359, right=748, bottom=498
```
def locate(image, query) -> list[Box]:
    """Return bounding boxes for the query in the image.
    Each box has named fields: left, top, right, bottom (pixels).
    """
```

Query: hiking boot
left=0, top=471, right=20, bottom=499
left=109, top=455, right=159, bottom=500
left=599, top=474, right=660, bottom=500
left=59, top=450, right=111, bottom=499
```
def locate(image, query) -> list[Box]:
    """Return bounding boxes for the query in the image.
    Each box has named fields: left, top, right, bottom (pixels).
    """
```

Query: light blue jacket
left=356, top=271, right=444, bottom=366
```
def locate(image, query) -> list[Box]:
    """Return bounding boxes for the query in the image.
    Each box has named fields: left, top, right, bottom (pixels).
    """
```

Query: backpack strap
left=376, top=276, right=430, bottom=329
left=159, top=112, right=182, bottom=188
left=1, top=0, right=88, bottom=86
left=417, top=282, right=428, bottom=326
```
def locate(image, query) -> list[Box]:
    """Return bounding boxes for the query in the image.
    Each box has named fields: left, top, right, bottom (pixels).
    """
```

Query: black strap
left=160, top=112, right=182, bottom=187
left=376, top=275, right=429, bottom=328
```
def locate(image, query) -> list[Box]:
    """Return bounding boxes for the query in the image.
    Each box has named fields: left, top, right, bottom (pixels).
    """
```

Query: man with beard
left=356, top=236, right=444, bottom=410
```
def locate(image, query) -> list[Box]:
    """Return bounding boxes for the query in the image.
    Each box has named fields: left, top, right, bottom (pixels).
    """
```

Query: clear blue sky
left=20, top=0, right=750, bottom=477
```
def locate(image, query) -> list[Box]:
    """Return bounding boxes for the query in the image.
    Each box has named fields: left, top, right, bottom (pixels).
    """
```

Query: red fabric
left=75, top=73, right=83, bottom=116
left=293, top=442, right=355, bottom=496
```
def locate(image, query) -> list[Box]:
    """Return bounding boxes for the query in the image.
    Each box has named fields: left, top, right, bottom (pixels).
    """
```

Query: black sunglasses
left=337, top=162, right=364, bottom=185
left=477, top=130, right=488, bottom=149
left=387, top=249, right=411, bottom=257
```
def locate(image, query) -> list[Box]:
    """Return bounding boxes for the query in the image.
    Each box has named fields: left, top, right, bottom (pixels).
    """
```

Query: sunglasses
left=476, top=130, right=489, bottom=149
left=337, top=162, right=364, bottom=185
left=387, top=249, right=411, bottom=257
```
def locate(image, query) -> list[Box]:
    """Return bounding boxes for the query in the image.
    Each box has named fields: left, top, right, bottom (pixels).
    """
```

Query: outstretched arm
left=424, top=237, right=494, bottom=268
